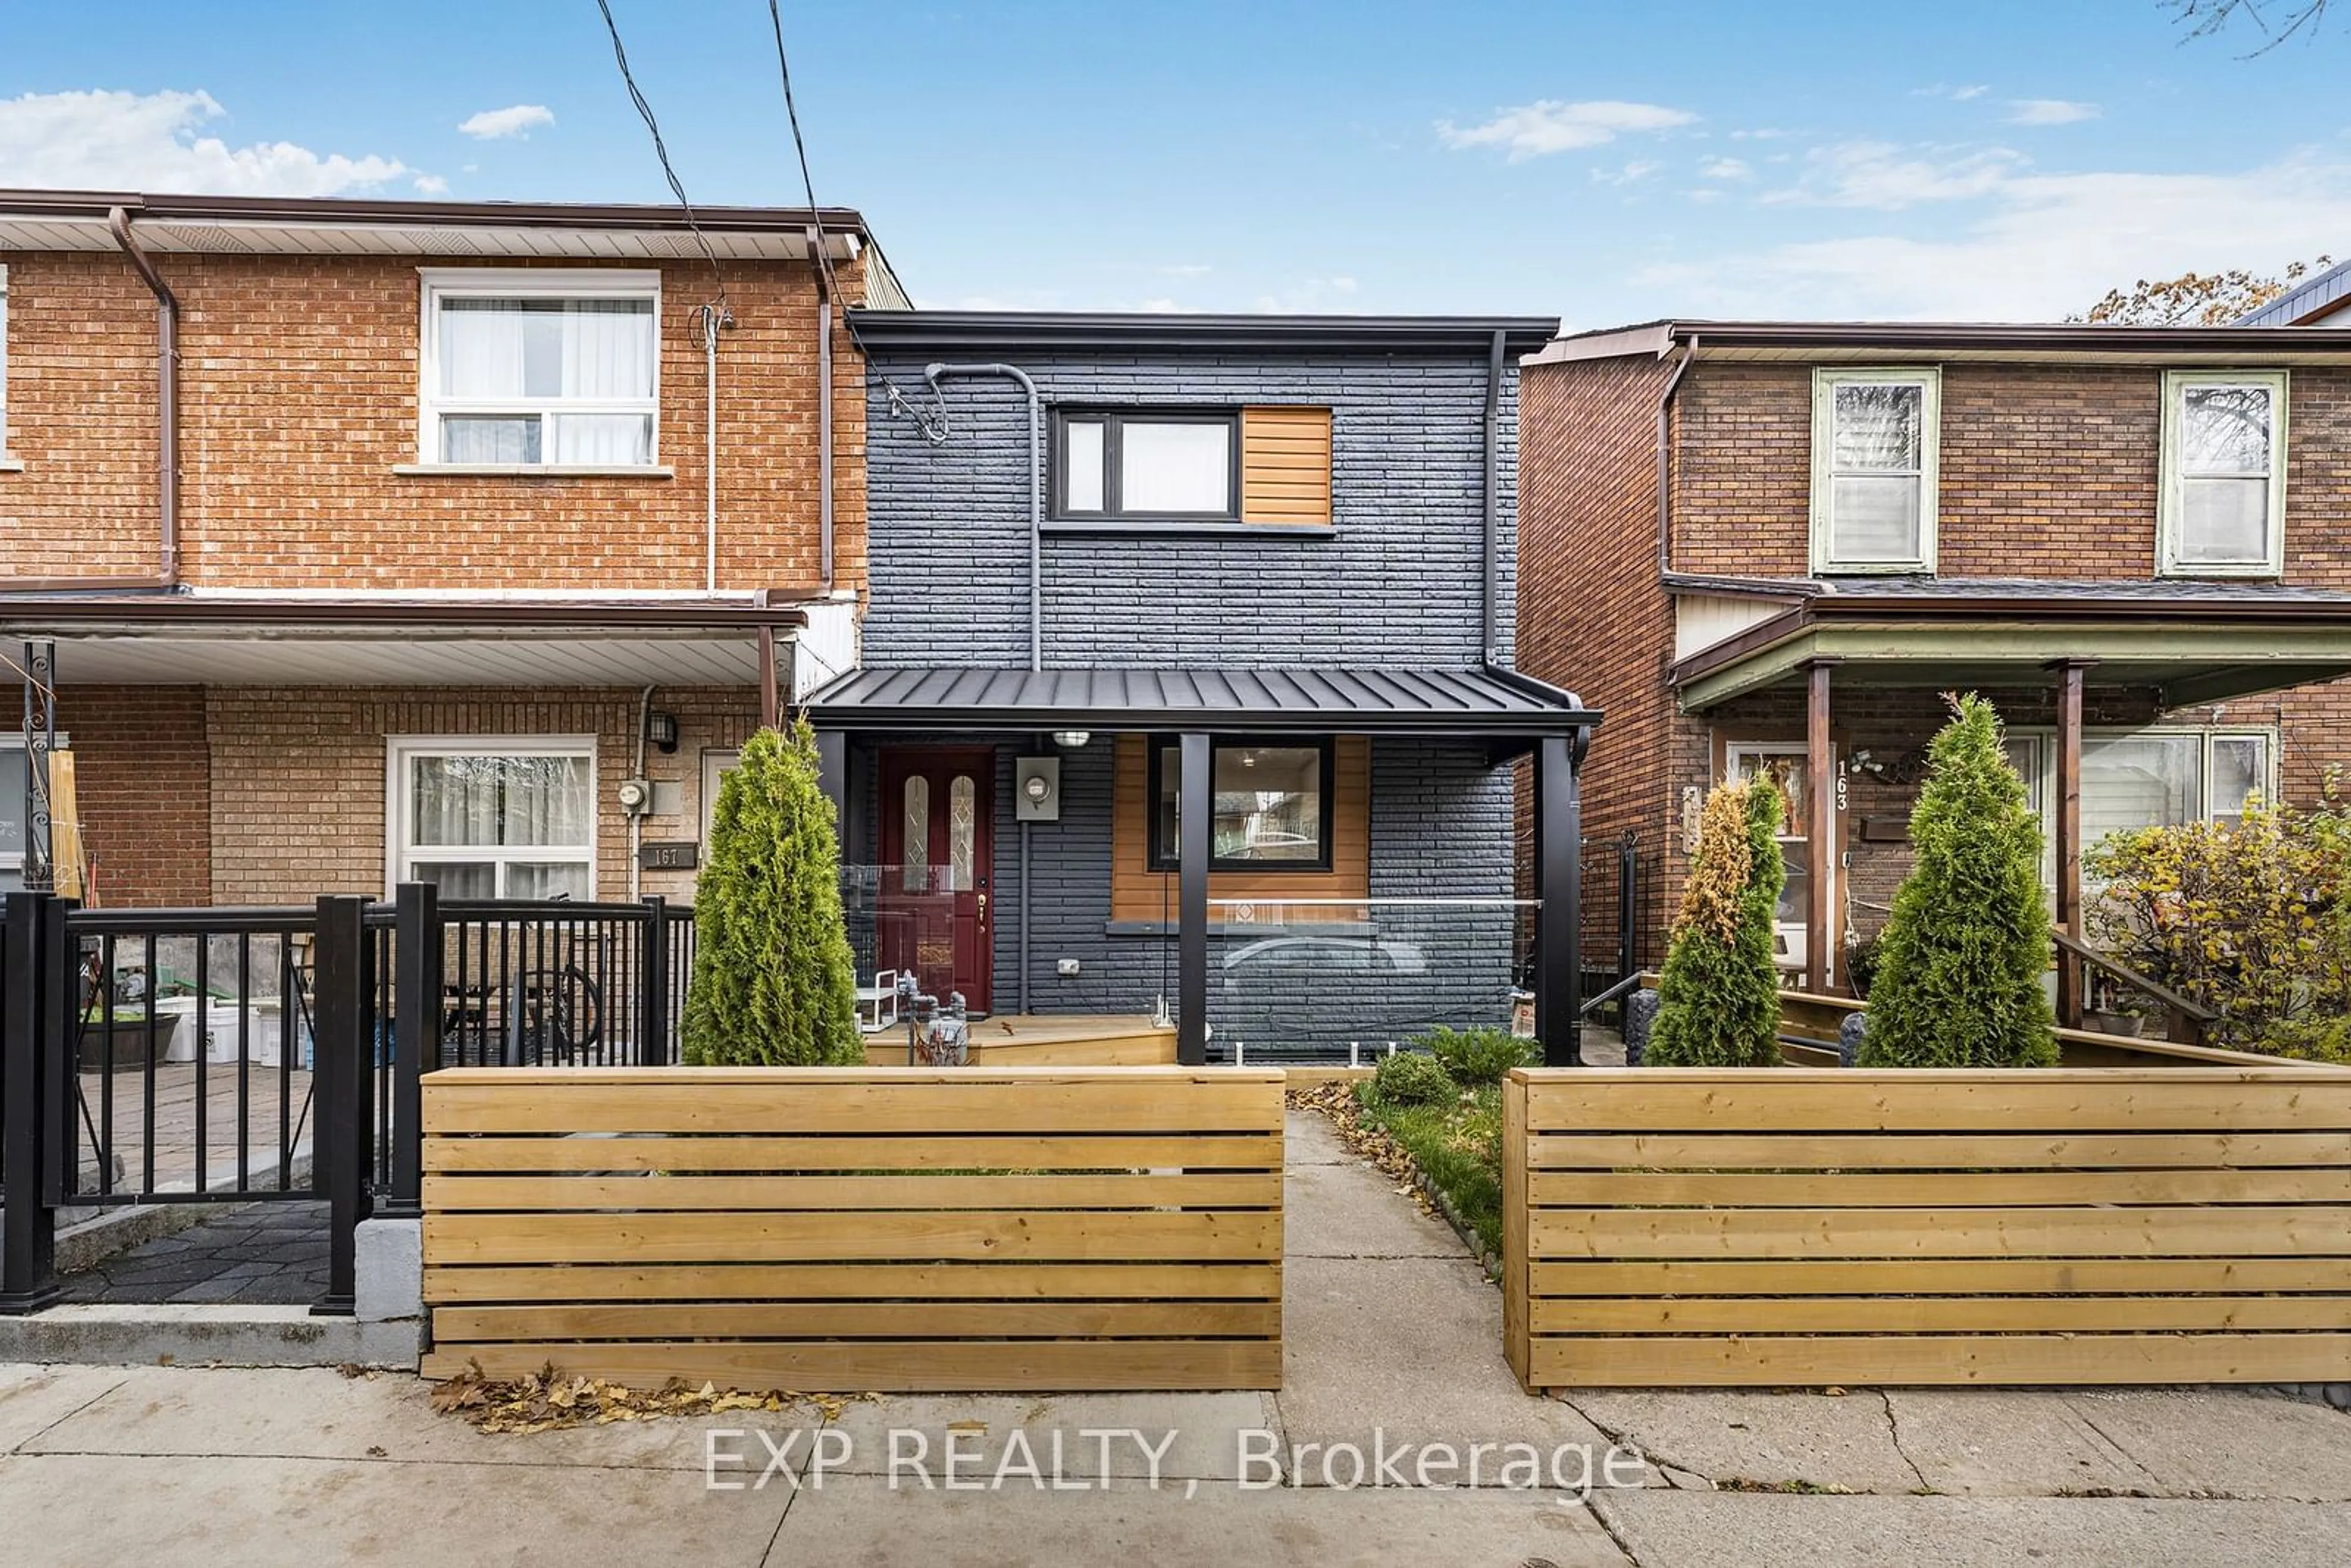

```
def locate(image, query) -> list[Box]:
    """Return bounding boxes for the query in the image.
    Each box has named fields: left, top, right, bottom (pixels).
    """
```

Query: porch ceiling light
left=1051, top=730, right=1091, bottom=748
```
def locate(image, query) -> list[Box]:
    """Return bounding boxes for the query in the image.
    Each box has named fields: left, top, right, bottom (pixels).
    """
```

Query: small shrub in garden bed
left=1416, top=1024, right=1535, bottom=1086
left=1861, top=693, right=2057, bottom=1069
left=1363, top=1049, right=1458, bottom=1109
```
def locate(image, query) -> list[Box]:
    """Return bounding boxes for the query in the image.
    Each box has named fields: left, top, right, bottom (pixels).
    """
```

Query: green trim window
left=2161, top=370, right=2287, bottom=579
left=1810, top=367, right=1939, bottom=575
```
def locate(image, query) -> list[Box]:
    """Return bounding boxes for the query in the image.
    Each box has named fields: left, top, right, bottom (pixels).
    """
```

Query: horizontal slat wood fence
left=1504, top=1067, right=2351, bottom=1389
left=421, top=1067, right=1286, bottom=1390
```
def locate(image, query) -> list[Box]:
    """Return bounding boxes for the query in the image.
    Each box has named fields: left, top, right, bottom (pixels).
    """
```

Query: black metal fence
left=1, top=886, right=697, bottom=1316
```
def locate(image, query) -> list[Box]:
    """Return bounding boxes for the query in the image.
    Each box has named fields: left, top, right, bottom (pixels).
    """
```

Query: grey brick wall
left=862, top=350, right=1518, bottom=669
left=847, top=340, right=1524, bottom=1056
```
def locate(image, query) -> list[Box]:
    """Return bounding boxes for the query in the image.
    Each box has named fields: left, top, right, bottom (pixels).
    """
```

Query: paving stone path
left=57, top=1201, right=329, bottom=1307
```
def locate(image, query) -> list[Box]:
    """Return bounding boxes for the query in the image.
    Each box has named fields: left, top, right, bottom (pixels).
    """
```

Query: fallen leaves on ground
left=1285, top=1084, right=1441, bottom=1220
left=429, top=1361, right=874, bottom=1435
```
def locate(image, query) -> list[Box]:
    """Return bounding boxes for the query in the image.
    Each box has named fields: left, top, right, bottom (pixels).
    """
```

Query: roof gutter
left=2, top=208, right=182, bottom=594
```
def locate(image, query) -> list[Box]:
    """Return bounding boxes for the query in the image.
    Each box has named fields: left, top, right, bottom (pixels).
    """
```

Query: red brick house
left=1519, top=320, right=2351, bottom=1024
left=0, top=190, right=901, bottom=907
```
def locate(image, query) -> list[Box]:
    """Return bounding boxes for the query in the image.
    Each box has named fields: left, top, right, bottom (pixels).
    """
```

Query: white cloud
left=1761, top=140, right=2028, bottom=209
left=0, top=88, right=405, bottom=195
left=1436, top=99, right=1696, bottom=161
left=1137, top=297, right=1182, bottom=313
left=2006, top=98, right=2099, bottom=126
left=412, top=174, right=449, bottom=195
left=1730, top=127, right=1791, bottom=141
left=1157, top=263, right=1212, bottom=278
left=1698, top=156, right=1752, bottom=181
left=1591, top=159, right=1662, bottom=187
left=1634, top=147, right=2351, bottom=321
left=1913, top=83, right=1990, bottom=100
left=457, top=103, right=554, bottom=140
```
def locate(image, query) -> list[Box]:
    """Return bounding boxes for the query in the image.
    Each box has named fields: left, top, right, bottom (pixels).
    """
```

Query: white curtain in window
left=559, top=301, right=655, bottom=399
left=2081, top=735, right=2200, bottom=846
left=1122, top=422, right=1230, bottom=512
left=1828, top=382, right=1924, bottom=562
left=439, top=301, right=530, bottom=398
left=410, top=756, right=591, bottom=848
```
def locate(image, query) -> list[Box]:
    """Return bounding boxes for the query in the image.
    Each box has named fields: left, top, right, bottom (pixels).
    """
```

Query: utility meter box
left=1014, top=756, right=1062, bottom=822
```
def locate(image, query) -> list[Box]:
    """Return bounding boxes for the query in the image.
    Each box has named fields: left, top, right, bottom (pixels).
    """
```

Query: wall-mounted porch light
left=1050, top=730, right=1091, bottom=749
left=646, top=711, right=680, bottom=754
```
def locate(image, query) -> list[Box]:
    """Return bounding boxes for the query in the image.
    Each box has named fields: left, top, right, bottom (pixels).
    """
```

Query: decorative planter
left=77, top=1014, right=185, bottom=1070
left=2085, top=1010, right=2147, bottom=1038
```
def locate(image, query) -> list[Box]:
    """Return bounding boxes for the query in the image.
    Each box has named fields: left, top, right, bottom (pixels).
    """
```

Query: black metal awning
left=800, top=664, right=1599, bottom=739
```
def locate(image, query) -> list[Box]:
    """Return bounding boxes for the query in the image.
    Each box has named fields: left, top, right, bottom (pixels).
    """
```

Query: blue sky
left=3, top=1, right=2349, bottom=323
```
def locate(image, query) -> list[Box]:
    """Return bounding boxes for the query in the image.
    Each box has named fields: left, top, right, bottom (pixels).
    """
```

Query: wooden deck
left=69, top=1062, right=317, bottom=1198
left=861, top=1013, right=1178, bottom=1068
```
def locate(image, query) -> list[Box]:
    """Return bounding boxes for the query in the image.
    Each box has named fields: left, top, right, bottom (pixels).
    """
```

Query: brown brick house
left=0, top=189, right=902, bottom=906
left=1519, top=319, right=2351, bottom=1024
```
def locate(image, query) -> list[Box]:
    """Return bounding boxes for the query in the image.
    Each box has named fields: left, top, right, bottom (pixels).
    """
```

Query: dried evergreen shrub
left=1646, top=779, right=1785, bottom=1067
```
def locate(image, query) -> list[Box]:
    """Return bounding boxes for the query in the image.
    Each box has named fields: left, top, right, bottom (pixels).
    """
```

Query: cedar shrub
left=1646, top=778, right=1786, bottom=1067
left=1858, top=694, right=2058, bottom=1068
left=682, top=719, right=863, bottom=1066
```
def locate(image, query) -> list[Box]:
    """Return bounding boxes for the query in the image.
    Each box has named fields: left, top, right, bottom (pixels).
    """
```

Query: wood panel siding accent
left=1109, top=733, right=1369, bottom=923
left=420, top=1066, right=1286, bottom=1391
left=1240, top=406, right=1332, bottom=525
left=1502, top=1065, right=2351, bottom=1390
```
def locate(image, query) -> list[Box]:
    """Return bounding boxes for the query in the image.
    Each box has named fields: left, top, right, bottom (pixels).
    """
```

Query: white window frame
left=2009, top=724, right=2278, bottom=893
left=413, top=268, right=663, bottom=472
left=384, top=735, right=599, bottom=898
left=1809, top=366, right=1940, bottom=575
left=1721, top=738, right=1835, bottom=983
left=2159, top=369, right=2288, bottom=579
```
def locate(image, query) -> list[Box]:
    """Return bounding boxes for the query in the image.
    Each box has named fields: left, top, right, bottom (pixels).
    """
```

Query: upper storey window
left=1056, top=410, right=1238, bottom=520
left=1809, top=367, right=1940, bottom=574
left=1052, top=406, right=1335, bottom=527
left=2161, top=370, right=2287, bottom=577
left=418, top=269, right=659, bottom=470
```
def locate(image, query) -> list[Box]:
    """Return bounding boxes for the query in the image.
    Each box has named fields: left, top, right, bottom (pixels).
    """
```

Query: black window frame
left=1051, top=407, right=1243, bottom=523
left=1146, top=734, right=1337, bottom=874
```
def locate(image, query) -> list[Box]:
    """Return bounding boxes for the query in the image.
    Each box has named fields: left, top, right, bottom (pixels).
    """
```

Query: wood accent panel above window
left=1239, top=406, right=1333, bottom=526
left=1111, top=732, right=1368, bottom=923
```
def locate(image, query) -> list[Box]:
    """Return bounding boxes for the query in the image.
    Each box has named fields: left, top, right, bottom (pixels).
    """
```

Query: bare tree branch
left=2167, top=0, right=2333, bottom=54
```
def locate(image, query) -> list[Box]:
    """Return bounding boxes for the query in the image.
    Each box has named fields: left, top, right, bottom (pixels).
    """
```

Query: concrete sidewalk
left=0, top=1107, right=2345, bottom=1566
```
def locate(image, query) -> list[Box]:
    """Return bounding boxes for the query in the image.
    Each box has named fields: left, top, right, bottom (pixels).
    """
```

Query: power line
left=594, top=0, right=731, bottom=321
left=767, top=0, right=839, bottom=305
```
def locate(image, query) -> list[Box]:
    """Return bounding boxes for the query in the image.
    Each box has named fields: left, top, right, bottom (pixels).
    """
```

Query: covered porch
left=804, top=664, right=1600, bottom=1065
left=1671, top=580, right=2351, bottom=1027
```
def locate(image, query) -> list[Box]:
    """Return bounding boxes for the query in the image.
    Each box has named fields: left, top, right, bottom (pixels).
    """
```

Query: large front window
left=391, top=739, right=595, bottom=899
left=1056, top=410, right=1238, bottom=520
left=2080, top=729, right=2273, bottom=842
left=2161, top=370, right=2287, bottom=577
left=1810, top=367, right=1939, bottom=573
left=1149, top=739, right=1333, bottom=872
left=419, top=270, right=659, bottom=468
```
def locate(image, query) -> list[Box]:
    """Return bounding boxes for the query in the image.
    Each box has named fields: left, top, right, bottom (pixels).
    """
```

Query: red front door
left=877, top=748, right=994, bottom=1013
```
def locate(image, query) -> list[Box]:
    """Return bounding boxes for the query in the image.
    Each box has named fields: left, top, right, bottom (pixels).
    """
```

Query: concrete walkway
left=1, top=1106, right=2347, bottom=1565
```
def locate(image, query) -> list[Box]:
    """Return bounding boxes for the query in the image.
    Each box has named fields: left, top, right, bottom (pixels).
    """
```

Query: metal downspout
left=4, top=208, right=183, bottom=594
left=810, top=225, right=835, bottom=591
left=922, top=362, right=1044, bottom=1013
left=1483, top=329, right=1504, bottom=665
left=1654, top=336, right=1697, bottom=576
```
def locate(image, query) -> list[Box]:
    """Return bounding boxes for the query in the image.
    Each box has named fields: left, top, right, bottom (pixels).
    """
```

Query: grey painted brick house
left=805, top=311, right=1596, bottom=1062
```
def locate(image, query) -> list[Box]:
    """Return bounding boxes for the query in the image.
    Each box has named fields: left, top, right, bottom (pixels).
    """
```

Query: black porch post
left=1177, top=730, right=1210, bottom=1065
left=814, top=727, right=849, bottom=842
left=1534, top=730, right=1586, bottom=1066
left=312, top=895, right=372, bottom=1316
left=383, top=882, right=440, bottom=1218
left=1, top=892, right=58, bottom=1313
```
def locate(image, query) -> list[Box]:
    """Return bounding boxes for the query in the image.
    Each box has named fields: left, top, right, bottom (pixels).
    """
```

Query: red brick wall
left=1518, top=354, right=1679, bottom=969
left=204, top=686, right=760, bottom=906
left=0, top=250, right=867, bottom=594
left=57, top=686, right=211, bottom=907
left=1668, top=360, right=2351, bottom=588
